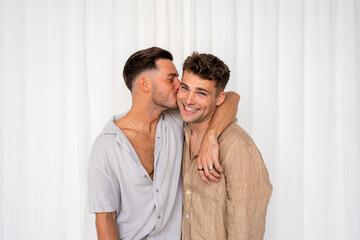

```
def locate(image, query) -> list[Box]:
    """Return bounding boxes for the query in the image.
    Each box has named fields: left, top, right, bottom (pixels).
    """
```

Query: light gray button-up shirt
left=88, top=110, right=184, bottom=240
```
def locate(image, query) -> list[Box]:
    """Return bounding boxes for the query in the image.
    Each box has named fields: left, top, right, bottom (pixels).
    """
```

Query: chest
left=123, top=130, right=156, bottom=178
left=126, top=132, right=155, bottom=159
left=106, top=124, right=184, bottom=196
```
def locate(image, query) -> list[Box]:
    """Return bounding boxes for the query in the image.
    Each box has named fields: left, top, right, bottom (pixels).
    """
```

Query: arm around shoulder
left=207, top=91, right=240, bottom=137
left=197, top=91, right=240, bottom=183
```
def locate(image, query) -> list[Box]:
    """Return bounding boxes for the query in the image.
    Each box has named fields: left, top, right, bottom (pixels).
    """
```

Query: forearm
left=196, top=91, right=240, bottom=182
left=207, top=91, right=239, bottom=137
left=96, top=212, right=120, bottom=240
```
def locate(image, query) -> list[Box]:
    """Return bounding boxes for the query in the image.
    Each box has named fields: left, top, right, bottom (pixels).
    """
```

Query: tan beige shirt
left=181, top=122, right=272, bottom=240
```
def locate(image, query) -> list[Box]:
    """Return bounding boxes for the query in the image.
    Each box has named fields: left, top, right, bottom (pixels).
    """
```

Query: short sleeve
left=88, top=140, right=118, bottom=213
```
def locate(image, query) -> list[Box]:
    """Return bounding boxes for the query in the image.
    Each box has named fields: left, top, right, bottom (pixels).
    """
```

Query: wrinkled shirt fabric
left=89, top=110, right=183, bottom=240
left=181, top=121, right=272, bottom=240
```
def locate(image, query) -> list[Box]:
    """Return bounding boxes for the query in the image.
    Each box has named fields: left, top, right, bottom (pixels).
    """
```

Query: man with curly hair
left=178, top=52, right=272, bottom=240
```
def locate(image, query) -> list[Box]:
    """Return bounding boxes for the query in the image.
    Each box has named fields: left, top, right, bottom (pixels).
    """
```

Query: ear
left=216, top=91, right=225, bottom=106
left=137, top=77, right=151, bottom=93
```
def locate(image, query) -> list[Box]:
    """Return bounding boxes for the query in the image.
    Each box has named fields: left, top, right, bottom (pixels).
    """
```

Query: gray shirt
left=88, top=110, right=184, bottom=240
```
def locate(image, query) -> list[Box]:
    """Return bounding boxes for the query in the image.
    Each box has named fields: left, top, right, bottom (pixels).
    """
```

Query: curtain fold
left=0, top=0, right=359, bottom=239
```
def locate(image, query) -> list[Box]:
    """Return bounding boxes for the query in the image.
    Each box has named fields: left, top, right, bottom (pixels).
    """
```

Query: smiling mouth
left=183, top=104, right=198, bottom=112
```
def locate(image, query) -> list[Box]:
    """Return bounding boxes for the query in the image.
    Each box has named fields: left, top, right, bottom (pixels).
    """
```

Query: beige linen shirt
left=181, top=121, right=272, bottom=240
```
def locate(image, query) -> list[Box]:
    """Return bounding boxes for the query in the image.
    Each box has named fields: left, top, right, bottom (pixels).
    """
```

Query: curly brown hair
left=182, top=52, right=230, bottom=93
left=123, top=47, right=173, bottom=91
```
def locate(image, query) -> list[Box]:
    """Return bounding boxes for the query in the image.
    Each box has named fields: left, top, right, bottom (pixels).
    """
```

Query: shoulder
left=89, top=133, right=116, bottom=166
left=91, top=114, right=127, bottom=154
left=219, top=123, right=269, bottom=180
left=218, top=121, right=256, bottom=149
left=92, top=133, right=117, bottom=152
left=90, top=117, right=123, bottom=166
left=218, top=121, right=263, bottom=166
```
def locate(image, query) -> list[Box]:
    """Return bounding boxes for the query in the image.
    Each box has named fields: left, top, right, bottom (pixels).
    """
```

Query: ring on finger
left=208, top=165, right=214, bottom=171
left=197, top=168, right=204, bottom=171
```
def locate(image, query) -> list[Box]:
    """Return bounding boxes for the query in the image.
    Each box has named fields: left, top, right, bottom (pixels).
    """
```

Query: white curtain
left=1, top=0, right=359, bottom=239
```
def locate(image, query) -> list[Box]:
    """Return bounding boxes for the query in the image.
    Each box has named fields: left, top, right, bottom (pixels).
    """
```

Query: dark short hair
left=182, top=52, right=230, bottom=93
left=123, top=47, right=173, bottom=91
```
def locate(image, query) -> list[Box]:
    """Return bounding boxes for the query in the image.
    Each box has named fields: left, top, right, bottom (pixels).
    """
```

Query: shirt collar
left=102, top=113, right=127, bottom=135
left=102, top=112, right=166, bottom=135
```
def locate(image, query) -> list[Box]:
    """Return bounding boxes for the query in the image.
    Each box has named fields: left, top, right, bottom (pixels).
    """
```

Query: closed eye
left=180, top=85, right=189, bottom=91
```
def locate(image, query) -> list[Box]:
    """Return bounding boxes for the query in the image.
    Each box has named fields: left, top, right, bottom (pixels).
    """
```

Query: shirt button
left=156, top=189, right=159, bottom=192
left=186, top=214, right=189, bottom=219
left=186, top=190, right=191, bottom=195
left=158, top=215, right=161, bottom=219
left=143, top=175, right=147, bottom=178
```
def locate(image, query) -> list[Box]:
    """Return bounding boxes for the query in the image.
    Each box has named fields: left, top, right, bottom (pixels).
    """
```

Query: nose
left=185, top=92, right=195, bottom=105
left=174, top=77, right=180, bottom=90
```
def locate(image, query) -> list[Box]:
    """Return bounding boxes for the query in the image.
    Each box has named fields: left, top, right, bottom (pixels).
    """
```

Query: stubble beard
left=151, top=85, right=178, bottom=110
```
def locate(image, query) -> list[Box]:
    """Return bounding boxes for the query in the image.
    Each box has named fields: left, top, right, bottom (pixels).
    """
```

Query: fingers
left=209, top=168, right=222, bottom=178
left=203, top=166, right=220, bottom=182
left=197, top=155, right=222, bottom=183
left=197, top=160, right=210, bottom=184
left=198, top=171, right=210, bottom=184
left=197, top=134, right=223, bottom=183
left=213, top=158, right=224, bottom=173
left=207, top=139, right=223, bottom=175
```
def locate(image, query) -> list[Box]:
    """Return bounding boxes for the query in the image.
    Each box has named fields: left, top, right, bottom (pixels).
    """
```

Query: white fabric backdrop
left=1, top=0, right=359, bottom=239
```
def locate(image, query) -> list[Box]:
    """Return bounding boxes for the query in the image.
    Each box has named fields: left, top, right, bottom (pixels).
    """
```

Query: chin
left=165, top=103, right=178, bottom=110
left=179, top=113, right=196, bottom=123
left=171, top=101, right=179, bottom=109
left=172, top=103, right=179, bottom=109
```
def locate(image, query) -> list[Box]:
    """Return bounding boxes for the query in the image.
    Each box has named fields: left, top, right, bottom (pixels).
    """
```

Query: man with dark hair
left=178, top=52, right=272, bottom=240
left=122, top=47, right=174, bottom=91
left=88, top=47, right=240, bottom=240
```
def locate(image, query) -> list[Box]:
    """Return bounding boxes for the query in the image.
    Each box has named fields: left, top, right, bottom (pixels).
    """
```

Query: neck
left=125, top=96, right=164, bottom=133
left=188, top=118, right=211, bottom=140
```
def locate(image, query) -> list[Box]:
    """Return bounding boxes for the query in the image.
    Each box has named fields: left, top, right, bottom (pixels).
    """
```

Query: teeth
left=184, top=105, right=197, bottom=112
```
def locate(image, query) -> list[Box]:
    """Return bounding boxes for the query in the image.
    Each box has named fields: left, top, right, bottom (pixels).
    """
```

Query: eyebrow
left=167, top=73, right=178, bottom=77
left=180, top=82, right=212, bottom=94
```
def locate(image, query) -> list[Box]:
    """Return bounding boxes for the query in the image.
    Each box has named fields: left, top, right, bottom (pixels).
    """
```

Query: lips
left=183, top=104, right=198, bottom=113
